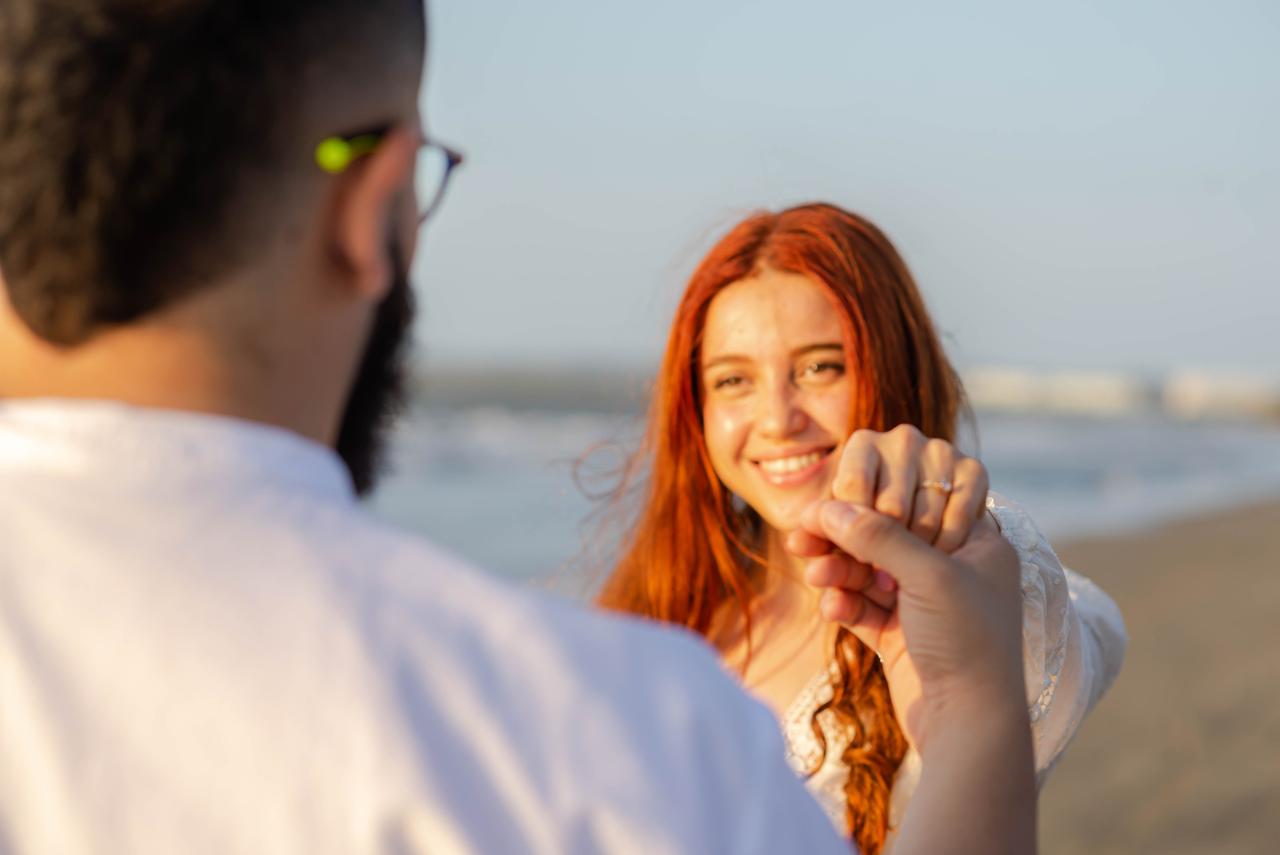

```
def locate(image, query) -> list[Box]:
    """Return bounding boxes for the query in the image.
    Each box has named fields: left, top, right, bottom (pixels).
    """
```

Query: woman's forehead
left=702, top=269, right=844, bottom=358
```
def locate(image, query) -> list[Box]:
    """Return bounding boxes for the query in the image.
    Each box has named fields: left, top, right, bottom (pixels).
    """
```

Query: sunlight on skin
left=699, top=268, right=854, bottom=535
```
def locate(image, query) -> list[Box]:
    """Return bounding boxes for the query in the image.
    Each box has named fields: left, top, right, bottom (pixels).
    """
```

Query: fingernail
left=803, top=562, right=823, bottom=585
left=875, top=570, right=897, bottom=592
left=821, top=502, right=860, bottom=530
left=819, top=590, right=841, bottom=621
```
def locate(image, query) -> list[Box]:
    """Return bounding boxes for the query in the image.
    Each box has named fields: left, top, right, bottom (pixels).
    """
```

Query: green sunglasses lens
left=315, top=138, right=351, bottom=173
left=315, top=134, right=384, bottom=174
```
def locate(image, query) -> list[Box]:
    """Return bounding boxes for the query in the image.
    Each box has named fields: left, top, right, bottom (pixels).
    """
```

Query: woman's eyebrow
left=703, top=343, right=843, bottom=371
left=792, top=343, right=844, bottom=357
left=701, top=354, right=750, bottom=371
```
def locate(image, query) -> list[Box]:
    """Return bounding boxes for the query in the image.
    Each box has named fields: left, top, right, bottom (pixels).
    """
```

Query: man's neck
left=0, top=297, right=341, bottom=446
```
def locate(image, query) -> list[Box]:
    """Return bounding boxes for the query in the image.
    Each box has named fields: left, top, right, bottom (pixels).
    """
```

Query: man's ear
left=326, top=125, right=419, bottom=303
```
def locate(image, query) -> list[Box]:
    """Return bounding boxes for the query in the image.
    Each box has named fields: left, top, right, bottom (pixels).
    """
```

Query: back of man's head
left=0, top=0, right=425, bottom=347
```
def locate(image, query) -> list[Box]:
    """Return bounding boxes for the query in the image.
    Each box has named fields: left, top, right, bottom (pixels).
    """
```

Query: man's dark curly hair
left=0, top=0, right=424, bottom=346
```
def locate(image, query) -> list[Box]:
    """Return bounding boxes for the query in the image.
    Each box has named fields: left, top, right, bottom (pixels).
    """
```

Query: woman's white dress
left=781, top=493, right=1128, bottom=839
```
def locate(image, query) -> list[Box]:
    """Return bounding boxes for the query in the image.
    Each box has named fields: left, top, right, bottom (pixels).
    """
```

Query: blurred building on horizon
left=408, top=359, right=1280, bottom=424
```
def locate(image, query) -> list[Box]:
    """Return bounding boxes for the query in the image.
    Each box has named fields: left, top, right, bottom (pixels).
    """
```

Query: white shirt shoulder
left=336, top=522, right=849, bottom=854
left=0, top=402, right=846, bottom=855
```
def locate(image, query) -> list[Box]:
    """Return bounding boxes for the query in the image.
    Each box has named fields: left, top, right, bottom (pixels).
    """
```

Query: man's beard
left=334, top=239, right=416, bottom=497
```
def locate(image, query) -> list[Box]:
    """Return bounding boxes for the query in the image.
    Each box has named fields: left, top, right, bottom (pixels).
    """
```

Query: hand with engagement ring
left=788, top=425, right=991, bottom=601
left=832, top=424, right=988, bottom=547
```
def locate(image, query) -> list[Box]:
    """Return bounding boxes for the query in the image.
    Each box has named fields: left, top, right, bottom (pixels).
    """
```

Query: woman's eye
left=713, top=375, right=746, bottom=390
left=802, top=361, right=845, bottom=379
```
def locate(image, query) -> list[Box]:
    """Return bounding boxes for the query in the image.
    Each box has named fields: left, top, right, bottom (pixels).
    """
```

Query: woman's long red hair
left=597, top=202, right=964, bottom=855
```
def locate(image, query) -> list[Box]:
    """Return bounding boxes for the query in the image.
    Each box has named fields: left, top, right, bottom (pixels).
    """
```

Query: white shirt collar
left=0, top=398, right=355, bottom=503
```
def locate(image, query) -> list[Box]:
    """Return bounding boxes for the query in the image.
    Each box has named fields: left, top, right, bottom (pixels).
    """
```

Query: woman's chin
left=757, top=499, right=823, bottom=535
left=750, top=481, right=837, bottom=534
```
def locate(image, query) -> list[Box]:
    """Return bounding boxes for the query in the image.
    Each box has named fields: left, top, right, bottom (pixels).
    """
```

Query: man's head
left=0, top=0, right=431, bottom=494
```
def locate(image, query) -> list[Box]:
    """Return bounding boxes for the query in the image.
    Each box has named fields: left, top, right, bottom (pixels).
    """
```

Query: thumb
left=815, top=500, right=946, bottom=590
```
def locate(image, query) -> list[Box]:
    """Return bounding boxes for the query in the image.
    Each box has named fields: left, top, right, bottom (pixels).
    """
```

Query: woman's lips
left=751, top=448, right=836, bottom=488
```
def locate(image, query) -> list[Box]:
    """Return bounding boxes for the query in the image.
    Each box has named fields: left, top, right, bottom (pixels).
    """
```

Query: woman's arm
left=987, top=492, right=1127, bottom=779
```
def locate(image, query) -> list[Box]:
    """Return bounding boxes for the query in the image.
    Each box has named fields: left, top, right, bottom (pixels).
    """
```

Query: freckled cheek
left=703, top=403, right=753, bottom=467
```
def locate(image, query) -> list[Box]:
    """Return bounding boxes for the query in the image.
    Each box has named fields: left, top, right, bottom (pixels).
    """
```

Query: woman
left=597, top=203, right=1126, bottom=854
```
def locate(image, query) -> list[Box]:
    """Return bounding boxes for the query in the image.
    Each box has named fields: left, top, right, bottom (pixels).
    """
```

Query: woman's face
left=700, top=268, right=854, bottom=533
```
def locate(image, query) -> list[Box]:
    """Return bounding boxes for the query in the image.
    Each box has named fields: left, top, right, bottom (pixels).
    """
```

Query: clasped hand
left=785, top=425, right=1025, bottom=751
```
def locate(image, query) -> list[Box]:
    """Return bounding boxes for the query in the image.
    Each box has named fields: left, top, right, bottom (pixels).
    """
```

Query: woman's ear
left=325, top=125, right=419, bottom=303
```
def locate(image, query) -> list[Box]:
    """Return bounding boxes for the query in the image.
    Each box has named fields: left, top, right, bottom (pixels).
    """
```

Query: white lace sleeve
left=986, top=492, right=1127, bottom=782
left=789, top=493, right=1129, bottom=847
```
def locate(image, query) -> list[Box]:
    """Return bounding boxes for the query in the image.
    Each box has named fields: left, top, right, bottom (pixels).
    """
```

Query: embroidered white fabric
left=781, top=492, right=1128, bottom=841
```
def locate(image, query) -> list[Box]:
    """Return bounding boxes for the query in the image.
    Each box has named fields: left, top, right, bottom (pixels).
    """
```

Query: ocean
left=367, top=405, right=1280, bottom=592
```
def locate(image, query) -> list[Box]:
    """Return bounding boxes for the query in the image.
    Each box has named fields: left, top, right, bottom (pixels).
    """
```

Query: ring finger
left=933, top=457, right=991, bottom=553
left=909, top=440, right=956, bottom=544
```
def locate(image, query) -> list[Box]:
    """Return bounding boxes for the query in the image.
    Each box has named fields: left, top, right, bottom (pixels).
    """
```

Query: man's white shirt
left=0, top=400, right=848, bottom=854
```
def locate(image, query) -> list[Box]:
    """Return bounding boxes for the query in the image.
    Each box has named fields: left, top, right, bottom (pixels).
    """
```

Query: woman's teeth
left=758, top=452, right=824, bottom=474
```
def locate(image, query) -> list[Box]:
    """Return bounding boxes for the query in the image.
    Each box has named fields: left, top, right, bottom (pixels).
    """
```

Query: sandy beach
left=1040, top=500, right=1280, bottom=854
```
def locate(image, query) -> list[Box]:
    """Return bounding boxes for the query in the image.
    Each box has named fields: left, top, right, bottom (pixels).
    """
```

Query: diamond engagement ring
left=918, top=479, right=954, bottom=495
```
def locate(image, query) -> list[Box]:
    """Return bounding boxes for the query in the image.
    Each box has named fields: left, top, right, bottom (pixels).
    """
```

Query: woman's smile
left=750, top=446, right=837, bottom=487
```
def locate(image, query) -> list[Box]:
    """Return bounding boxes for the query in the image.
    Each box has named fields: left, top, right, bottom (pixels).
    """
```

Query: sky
left=412, top=0, right=1279, bottom=376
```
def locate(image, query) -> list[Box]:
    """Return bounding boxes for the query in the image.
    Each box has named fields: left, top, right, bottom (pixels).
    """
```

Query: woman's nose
left=756, top=379, right=808, bottom=439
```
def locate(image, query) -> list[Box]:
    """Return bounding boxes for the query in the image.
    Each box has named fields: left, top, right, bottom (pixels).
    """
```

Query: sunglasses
left=315, top=126, right=463, bottom=224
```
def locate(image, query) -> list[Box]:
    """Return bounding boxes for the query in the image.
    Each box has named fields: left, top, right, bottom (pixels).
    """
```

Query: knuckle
left=977, top=467, right=991, bottom=491
left=848, top=429, right=878, bottom=450
left=875, top=495, right=908, bottom=519
left=834, top=472, right=869, bottom=501
left=891, top=423, right=925, bottom=443
left=839, top=557, right=871, bottom=590
left=837, top=447, right=875, bottom=476
left=809, top=554, right=841, bottom=586
left=933, top=533, right=959, bottom=554
left=925, top=438, right=956, bottom=465
left=838, top=464, right=870, bottom=484
left=956, top=456, right=988, bottom=482
left=913, top=511, right=941, bottom=533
